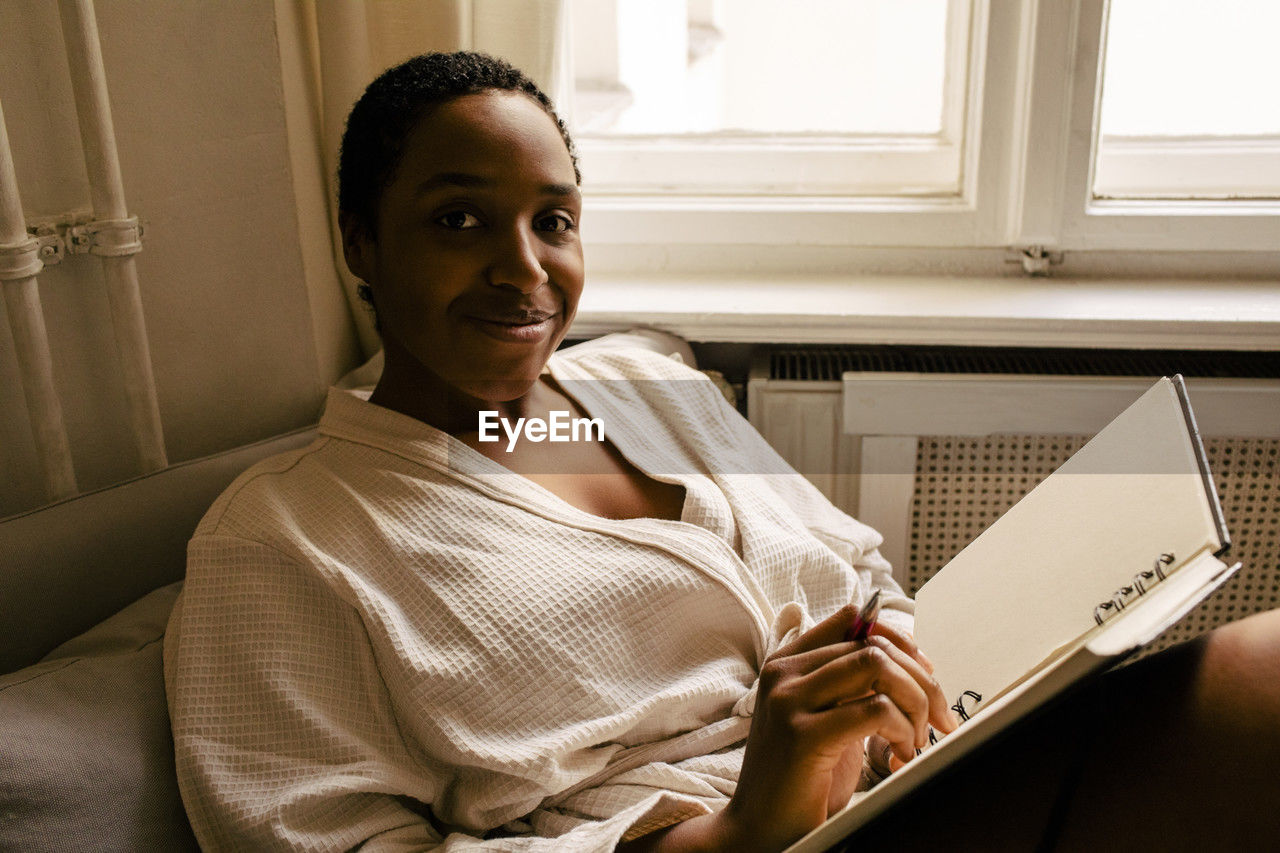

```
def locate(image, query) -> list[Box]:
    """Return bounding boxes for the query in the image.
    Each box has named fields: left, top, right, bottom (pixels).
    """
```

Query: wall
left=0, top=0, right=361, bottom=516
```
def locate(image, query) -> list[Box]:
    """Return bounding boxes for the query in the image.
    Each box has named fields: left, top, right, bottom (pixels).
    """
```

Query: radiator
left=747, top=345, right=1280, bottom=651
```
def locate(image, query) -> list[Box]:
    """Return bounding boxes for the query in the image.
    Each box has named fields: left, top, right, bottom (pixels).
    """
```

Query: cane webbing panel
left=906, top=436, right=1280, bottom=655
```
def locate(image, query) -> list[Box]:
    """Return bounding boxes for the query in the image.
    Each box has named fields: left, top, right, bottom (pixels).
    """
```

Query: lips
left=472, top=309, right=554, bottom=325
left=464, top=308, right=558, bottom=343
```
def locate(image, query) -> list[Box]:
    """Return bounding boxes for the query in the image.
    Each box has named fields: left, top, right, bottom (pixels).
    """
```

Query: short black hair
left=337, top=50, right=579, bottom=237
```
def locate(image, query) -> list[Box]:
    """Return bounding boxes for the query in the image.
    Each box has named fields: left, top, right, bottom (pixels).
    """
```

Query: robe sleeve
left=165, top=536, right=714, bottom=852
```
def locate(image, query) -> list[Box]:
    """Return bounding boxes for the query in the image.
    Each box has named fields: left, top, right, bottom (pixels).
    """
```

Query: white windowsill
left=571, top=275, right=1280, bottom=350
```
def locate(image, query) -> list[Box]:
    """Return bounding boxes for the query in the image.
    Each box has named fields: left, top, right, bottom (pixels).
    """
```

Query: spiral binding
left=916, top=553, right=1180, bottom=758
left=1093, top=552, right=1176, bottom=626
left=921, top=690, right=985, bottom=751
left=951, top=689, right=984, bottom=722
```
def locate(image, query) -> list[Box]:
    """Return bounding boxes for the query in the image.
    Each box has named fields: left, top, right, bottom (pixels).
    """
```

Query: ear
left=339, top=212, right=375, bottom=283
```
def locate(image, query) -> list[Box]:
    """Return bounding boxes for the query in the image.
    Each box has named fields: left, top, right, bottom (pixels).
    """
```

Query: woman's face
left=345, top=90, right=583, bottom=403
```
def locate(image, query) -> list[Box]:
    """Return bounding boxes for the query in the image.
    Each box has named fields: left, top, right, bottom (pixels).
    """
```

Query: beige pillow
left=0, top=583, right=198, bottom=852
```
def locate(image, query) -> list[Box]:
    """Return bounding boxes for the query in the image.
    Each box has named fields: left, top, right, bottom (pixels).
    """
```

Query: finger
left=869, top=621, right=935, bottom=674
left=866, top=734, right=896, bottom=776
left=853, top=640, right=930, bottom=748
left=773, top=602, right=868, bottom=658
left=867, top=635, right=960, bottom=737
left=806, top=692, right=919, bottom=764
left=758, top=638, right=855, bottom=696
left=759, top=633, right=909, bottom=697
left=798, top=644, right=932, bottom=747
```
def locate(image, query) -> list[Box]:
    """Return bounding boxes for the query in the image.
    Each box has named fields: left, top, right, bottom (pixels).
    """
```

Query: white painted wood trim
left=571, top=275, right=1280, bottom=351
left=746, top=382, right=844, bottom=500
left=856, top=436, right=919, bottom=588
left=841, top=374, right=1280, bottom=439
left=1005, top=0, right=1077, bottom=246
left=1094, top=136, right=1280, bottom=199
left=840, top=373, right=1280, bottom=587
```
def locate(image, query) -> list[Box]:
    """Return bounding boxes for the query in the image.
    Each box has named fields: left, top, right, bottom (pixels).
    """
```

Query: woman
left=165, top=52, right=1280, bottom=852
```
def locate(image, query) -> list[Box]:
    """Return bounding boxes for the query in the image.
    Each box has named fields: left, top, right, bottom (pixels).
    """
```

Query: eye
left=535, top=213, right=575, bottom=233
left=436, top=211, right=481, bottom=230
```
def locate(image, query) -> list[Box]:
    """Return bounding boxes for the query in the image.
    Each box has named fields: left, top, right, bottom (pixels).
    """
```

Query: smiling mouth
left=473, top=311, right=554, bottom=325
left=465, top=312, right=557, bottom=343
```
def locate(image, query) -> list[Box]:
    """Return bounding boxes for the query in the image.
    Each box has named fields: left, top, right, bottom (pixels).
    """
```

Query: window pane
left=1099, top=0, right=1280, bottom=137
left=572, top=0, right=952, bottom=137
left=1094, top=0, right=1280, bottom=199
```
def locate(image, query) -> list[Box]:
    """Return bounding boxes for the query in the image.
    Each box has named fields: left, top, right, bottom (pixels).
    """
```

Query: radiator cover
left=747, top=345, right=1280, bottom=649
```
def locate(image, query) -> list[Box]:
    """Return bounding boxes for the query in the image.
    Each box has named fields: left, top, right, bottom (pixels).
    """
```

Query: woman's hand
left=717, top=604, right=959, bottom=852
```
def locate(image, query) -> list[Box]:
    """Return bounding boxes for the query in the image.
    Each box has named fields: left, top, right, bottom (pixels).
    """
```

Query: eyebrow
left=414, top=171, right=580, bottom=199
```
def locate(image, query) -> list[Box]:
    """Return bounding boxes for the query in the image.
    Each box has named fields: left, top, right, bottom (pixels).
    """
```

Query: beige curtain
left=297, top=0, right=571, bottom=358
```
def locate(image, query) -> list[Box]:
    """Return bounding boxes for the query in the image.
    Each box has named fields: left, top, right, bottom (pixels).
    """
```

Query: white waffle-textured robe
left=164, top=347, right=913, bottom=851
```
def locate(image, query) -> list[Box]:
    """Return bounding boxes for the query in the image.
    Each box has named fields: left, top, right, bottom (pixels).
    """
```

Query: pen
left=845, top=588, right=882, bottom=643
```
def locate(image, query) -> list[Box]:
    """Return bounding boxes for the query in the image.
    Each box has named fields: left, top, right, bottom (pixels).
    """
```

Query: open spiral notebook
left=788, top=375, right=1240, bottom=852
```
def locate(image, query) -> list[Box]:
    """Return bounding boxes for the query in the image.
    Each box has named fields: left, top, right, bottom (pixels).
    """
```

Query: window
left=571, top=0, right=969, bottom=198
left=1093, top=0, right=1280, bottom=199
left=565, top=0, right=1279, bottom=270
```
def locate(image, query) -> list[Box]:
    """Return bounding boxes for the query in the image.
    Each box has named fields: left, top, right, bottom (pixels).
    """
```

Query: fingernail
left=915, top=649, right=935, bottom=672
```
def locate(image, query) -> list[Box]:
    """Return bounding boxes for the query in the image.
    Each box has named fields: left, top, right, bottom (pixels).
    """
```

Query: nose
left=486, top=223, right=549, bottom=293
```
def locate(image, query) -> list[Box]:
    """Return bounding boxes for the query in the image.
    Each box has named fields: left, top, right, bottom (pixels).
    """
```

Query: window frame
left=578, top=0, right=1015, bottom=256
left=574, top=0, right=973, bottom=199
left=571, top=0, right=1280, bottom=276
left=1051, top=0, right=1280, bottom=252
left=1093, top=136, right=1280, bottom=200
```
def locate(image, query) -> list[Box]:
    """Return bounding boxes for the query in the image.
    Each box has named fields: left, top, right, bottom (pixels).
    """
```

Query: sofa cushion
left=0, top=582, right=198, bottom=852
left=0, top=427, right=318, bottom=673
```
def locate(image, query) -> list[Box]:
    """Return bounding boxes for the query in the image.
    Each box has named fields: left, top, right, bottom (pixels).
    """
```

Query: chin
left=454, top=374, right=543, bottom=404
left=451, top=339, right=562, bottom=401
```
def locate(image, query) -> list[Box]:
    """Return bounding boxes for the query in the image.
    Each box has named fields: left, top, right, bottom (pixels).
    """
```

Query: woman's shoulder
left=552, top=340, right=707, bottom=383
left=190, top=436, right=337, bottom=543
left=196, top=391, right=465, bottom=545
left=551, top=344, right=730, bottom=424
